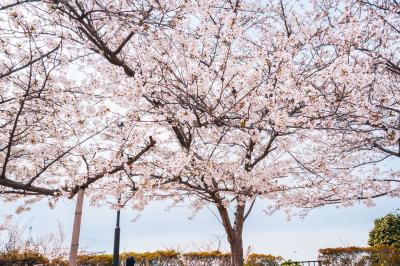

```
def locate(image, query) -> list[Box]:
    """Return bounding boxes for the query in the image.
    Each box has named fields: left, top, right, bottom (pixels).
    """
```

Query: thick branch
left=0, top=178, right=56, bottom=196
left=68, top=136, right=156, bottom=197
left=373, top=142, right=399, bottom=157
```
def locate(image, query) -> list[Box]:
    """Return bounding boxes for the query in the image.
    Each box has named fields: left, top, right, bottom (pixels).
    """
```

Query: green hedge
left=181, top=251, right=231, bottom=266
left=6, top=248, right=400, bottom=266
left=5, top=246, right=400, bottom=265
left=121, top=250, right=181, bottom=266
left=319, top=245, right=400, bottom=266
left=0, top=250, right=282, bottom=265
left=0, top=251, right=49, bottom=266
left=246, top=253, right=283, bottom=266
left=78, top=254, right=113, bottom=266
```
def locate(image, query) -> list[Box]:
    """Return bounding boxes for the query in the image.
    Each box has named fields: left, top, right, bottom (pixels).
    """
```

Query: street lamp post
left=112, top=209, right=121, bottom=266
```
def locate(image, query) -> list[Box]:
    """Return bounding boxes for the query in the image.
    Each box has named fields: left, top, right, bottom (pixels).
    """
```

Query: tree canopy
left=0, top=1, right=399, bottom=265
left=369, top=211, right=400, bottom=249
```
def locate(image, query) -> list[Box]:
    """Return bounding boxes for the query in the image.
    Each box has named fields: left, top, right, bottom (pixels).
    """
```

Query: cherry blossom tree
left=0, top=0, right=157, bottom=202
left=0, top=3, right=159, bottom=263
left=1, top=1, right=399, bottom=265
left=92, top=1, right=397, bottom=264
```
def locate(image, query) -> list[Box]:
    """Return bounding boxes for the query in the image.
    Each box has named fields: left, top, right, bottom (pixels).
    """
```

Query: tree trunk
left=230, top=234, right=244, bottom=266
left=216, top=201, right=246, bottom=266
left=69, top=189, right=84, bottom=266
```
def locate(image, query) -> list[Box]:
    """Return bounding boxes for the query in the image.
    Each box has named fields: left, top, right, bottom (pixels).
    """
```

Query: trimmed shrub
left=319, top=245, right=400, bottom=266
left=49, top=257, right=68, bottom=266
left=121, top=250, right=181, bottom=266
left=0, top=250, right=290, bottom=265
left=367, top=245, right=400, bottom=266
left=0, top=250, right=49, bottom=266
left=72, top=251, right=281, bottom=265
left=246, top=253, right=282, bottom=266
left=280, top=260, right=301, bottom=266
left=78, top=254, right=113, bottom=266
left=182, top=251, right=231, bottom=266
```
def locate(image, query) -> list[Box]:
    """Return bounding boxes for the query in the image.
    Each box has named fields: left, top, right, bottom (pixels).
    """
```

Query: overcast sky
left=0, top=195, right=398, bottom=261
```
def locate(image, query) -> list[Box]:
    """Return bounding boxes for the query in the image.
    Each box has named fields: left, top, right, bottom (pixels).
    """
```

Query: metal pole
left=113, top=209, right=121, bottom=266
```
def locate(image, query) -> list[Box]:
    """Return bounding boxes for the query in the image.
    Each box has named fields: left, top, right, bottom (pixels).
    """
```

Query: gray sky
left=0, top=196, right=398, bottom=261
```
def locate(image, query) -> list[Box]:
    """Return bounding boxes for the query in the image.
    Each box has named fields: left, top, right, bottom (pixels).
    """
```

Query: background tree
left=369, top=210, right=400, bottom=249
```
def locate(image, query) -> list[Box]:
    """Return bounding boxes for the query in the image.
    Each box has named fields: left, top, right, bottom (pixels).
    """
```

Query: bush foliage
left=180, top=251, right=231, bottom=266
left=368, top=211, right=400, bottom=249
left=0, top=250, right=282, bottom=265
left=246, top=253, right=283, bottom=266
left=121, top=250, right=181, bottom=266
left=4, top=247, right=399, bottom=265
left=319, top=245, right=400, bottom=266
left=0, top=250, right=49, bottom=266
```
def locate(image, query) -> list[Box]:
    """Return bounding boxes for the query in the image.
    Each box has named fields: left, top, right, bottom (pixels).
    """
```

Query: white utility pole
left=69, top=189, right=85, bottom=266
